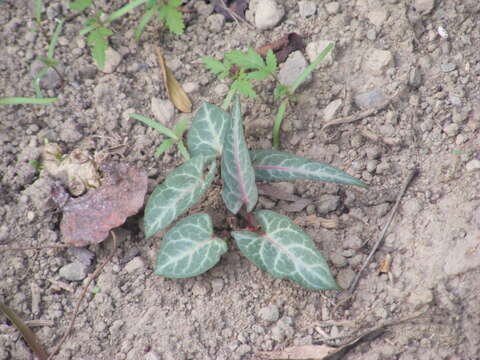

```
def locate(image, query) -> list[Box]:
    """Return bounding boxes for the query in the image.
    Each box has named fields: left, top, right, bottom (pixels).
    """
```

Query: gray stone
left=279, top=51, right=308, bottom=87
left=443, top=123, right=459, bottom=137
left=366, top=160, right=379, bottom=173
left=407, top=287, right=433, bottom=308
left=363, top=49, right=393, bottom=74
left=59, top=262, right=88, bottom=281
left=124, top=257, right=145, bottom=273
left=354, top=89, right=387, bottom=109
left=236, top=344, right=252, bottom=357
left=151, top=97, right=175, bottom=125
left=207, top=14, right=225, bottom=32
left=258, top=304, right=280, bottom=322
left=409, top=67, right=423, bottom=88
left=211, top=278, right=224, bottom=293
left=365, top=146, right=382, bottom=160
left=323, top=99, right=342, bottom=121
left=298, top=1, right=316, bottom=18
left=449, top=95, right=462, bottom=106
left=336, top=268, right=355, bottom=289
left=30, top=59, right=61, bottom=90
left=271, top=317, right=294, bottom=342
left=324, top=2, right=340, bottom=15
left=465, top=159, right=480, bottom=172
left=414, top=0, right=436, bottom=15
left=366, top=28, right=377, bottom=41
left=330, top=253, right=347, bottom=268
left=306, top=40, right=334, bottom=67
left=183, top=82, right=199, bottom=94
left=367, top=9, right=388, bottom=27
left=100, top=47, right=123, bottom=73
left=194, top=1, right=214, bottom=17
left=316, top=194, right=340, bottom=215
left=254, top=0, right=285, bottom=30
left=441, top=62, right=456, bottom=73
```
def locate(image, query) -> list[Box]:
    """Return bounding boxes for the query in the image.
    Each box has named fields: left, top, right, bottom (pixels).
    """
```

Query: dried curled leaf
left=41, top=143, right=101, bottom=196
left=256, top=32, right=305, bottom=63
left=213, top=0, right=249, bottom=21
left=154, top=45, right=192, bottom=113
left=57, top=162, right=148, bottom=246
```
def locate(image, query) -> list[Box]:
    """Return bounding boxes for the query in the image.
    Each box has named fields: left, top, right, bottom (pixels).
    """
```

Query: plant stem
left=272, top=99, right=288, bottom=149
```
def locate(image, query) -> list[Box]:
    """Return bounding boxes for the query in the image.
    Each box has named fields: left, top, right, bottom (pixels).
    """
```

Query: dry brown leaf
left=213, top=0, right=249, bottom=21
left=154, top=45, right=192, bottom=113
left=378, top=254, right=392, bottom=274
left=294, top=215, right=340, bottom=229
left=256, top=32, right=306, bottom=63
left=54, top=162, right=148, bottom=247
left=257, top=344, right=337, bottom=359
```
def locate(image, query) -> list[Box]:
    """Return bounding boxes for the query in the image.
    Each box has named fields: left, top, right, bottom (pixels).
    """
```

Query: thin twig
left=0, top=244, right=69, bottom=252
left=347, top=168, right=419, bottom=293
left=47, top=232, right=118, bottom=360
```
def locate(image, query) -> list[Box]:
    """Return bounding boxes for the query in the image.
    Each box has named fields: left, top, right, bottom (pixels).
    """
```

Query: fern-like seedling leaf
left=155, top=213, right=227, bottom=278
left=187, top=102, right=231, bottom=158
left=232, top=210, right=340, bottom=291
left=265, top=49, right=277, bottom=73
left=202, top=57, right=231, bottom=79
left=158, top=0, right=184, bottom=35
left=231, top=78, right=256, bottom=98
left=225, top=48, right=266, bottom=70
left=221, top=96, right=258, bottom=214
left=144, top=156, right=217, bottom=238
left=68, top=0, right=92, bottom=11
left=87, top=27, right=112, bottom=70
left=251, top=150, right=367, bottom=188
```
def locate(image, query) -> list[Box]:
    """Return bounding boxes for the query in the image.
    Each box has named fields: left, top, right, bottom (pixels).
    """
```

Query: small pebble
left=124, top=257, right=145, bottom=273
left=323, top=99, right=342, bottom=121
left=366, top=28, right=377, bottom=41
left=330, top=253, right=347, bottom=268
left=279, top=51, right=308, bottom=86
left=324, top=2, right=340, bottom=15
left=254, top=0, right=285, bottom=30
left=100, top=47, right=123, bottom=73
left=298, top=1, right=316, bottom=18
left=316, top=194, right=340, bottom=215
left=363, top=49, right=393, bottom=74
left=151, top=97, right=175, bottom=125
left=59, top=262, right=88, bottom=281
left=354, top=89, right=386, bottom=109
left=443, top=123, right=459, bottom=137
left=336, top=268, right=355, bottom=289
left=441, top=63, right=456, bottom=73
left=258, top=304, right=280, bottom=322
left=465, top=159, right=480, bottom=172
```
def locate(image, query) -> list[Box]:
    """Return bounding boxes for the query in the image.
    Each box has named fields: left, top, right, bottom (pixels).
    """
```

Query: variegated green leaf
left=251, top=150, right=367, bottom=188
left=232, top=210, right=340, bottom=291
left=187, top=102, right=231, bottom=157
left=144, top=156, right=217, bottom=238
left=221, top=96, right=258, bottom=214
left=155, top=213, right=227, bottom=278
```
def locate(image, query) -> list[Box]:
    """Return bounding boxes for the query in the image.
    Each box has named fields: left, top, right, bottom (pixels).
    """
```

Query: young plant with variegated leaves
left=144, top=96, right=367, bottom=291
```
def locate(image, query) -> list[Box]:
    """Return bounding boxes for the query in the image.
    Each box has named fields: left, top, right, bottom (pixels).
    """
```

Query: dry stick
left=0, top=244, right=69, bottom=252
left=47, top=232, right=118, bottom=360
left=347, top=168, right=419, bottom=293
left=322, top=98, right=392, bottom=132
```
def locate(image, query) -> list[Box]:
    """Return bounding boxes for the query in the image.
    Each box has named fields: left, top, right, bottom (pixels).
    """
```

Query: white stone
left=367, top=9, right=389, bottom=27
left=124, top=257, right=145, bottom=273
left=298, top=1, right=316, bottom=18
left=151, top=97, right=175, bottom=125
left=414, top=0, right=435, bottom=14
left=100, top=47, right=123, bottom=73
left=278, top=51, right=308, bottom=87
left=254, top=0, right=285, bottom=30
left=323, top=99, right=342, bottom=121
left=324, top=2, right=340, bottom=15
left=466, top=159, right=480, bottom=172
left=363, top=49, right=393, bottom=74
left=305, top=40, right=335, bottom=67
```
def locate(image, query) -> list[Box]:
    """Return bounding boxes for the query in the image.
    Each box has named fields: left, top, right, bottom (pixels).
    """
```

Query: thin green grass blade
left=0, top=97, right=57, bottom=105
left=107, top=0, right=148, bottom=23
left=135, top=6, right=156, bottom=40
left=272, top=99, right=287, bottom=149
left=47, top=19, right=64, bottom=59
left=33, top=67, right=49, bottom=98
left=129, top=113, right=178, bottom=139
left=35, top=0, right=42, bottom=24
left=177, top=140, right=191, bottom=161
left=290, top=42, right=334, bottom=94
left=79, top=24, right=96, bottom=36
left=174, top=116, right=190, bottom=137
left=155, top=138, right=175, bottom=157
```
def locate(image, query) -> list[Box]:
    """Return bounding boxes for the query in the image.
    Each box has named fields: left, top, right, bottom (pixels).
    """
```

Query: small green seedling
left=0, top=97, right=57, bottom=105
left=70, top=0, right=184, bottom=69
left=129, top=113, right=190, bottom=160
left=203, top=43, right=334, bottom=149
left=144, top=96, right=367, bottom=291
left=31, top=18, right=64, bottom=99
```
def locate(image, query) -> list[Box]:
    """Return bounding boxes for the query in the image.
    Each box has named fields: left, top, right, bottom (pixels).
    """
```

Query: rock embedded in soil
left=465, top=159, right=480, bottom=172
left=316, top=194, right=340, bottom=215
left=324, top=2, right=340, bottom=15
left=59, top=262, right=88, bottom=281
left=207, top=13, right=225, bottom=32
left=258, top=304, right=280, bottom=322
left=414, top=0, right=436, bottom=14
left=323, top=99, right=342, bottom=121
left=298, top=1, right=317, bottom=18
left=278, top=51, right=308, bottom=86
left=305, top=40, right=335, bottom=67
left=99, top=47, right=123, bottom=73
left=336, top=268, right=355, bottom=289
left=354, top=89, right=387, bottom=109
left=151, top=97, right=175, bottom=125
left=254, top=0, right=285, bottom=30
left=363, top=49, right=393, bottom=74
